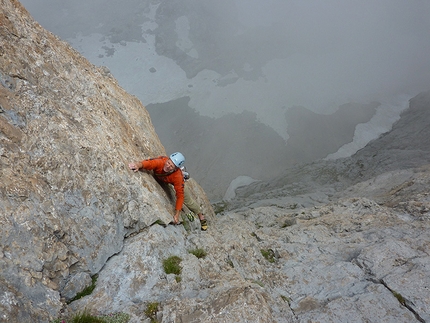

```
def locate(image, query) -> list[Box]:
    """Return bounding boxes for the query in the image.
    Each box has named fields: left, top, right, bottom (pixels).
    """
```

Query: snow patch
left=223, top=176, right=260, bottom=201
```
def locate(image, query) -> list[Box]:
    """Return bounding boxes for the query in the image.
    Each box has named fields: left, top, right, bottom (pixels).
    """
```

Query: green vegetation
left=250, top=232, right=262, bottom=241
left=162, top=255, right=183, bottom=283
left=144, top=302, right=160, bottom=323
left=52, top=277, right=130, bottom=323
left=162, top=256, right=182, bottom=275
left=188, top=248, right=207, bottom=259
left=252, top=280, right=264, bottom=287
left=50, top=310, right=130, bottom=323
left=68, top=275, right=98, bottom=304
left=65, top=311, right=104, bottom=323
left=280, top=295, right=291, bottom=305
left=151, top=219, right=165, bottom=226
left=212, top=201, right=228, bottom=214
left=260, top=249, right=276, bottom=263
left=163, top=255, right=182, bottom=284
left=392, top=290, right=406, bottom=306
left=281, top=218, right=296, bottom=228
left=290, top=203, right=298, bottom=209
left=182, top=217, right=191, bottom=232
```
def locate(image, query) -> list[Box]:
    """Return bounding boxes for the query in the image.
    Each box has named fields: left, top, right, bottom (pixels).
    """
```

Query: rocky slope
left=0, top=1, right=213, bottom=322
left=230, top=90, right=430, bottom=211
left=71, top=93, right=430, bottom=323
left=1, top=1, right=429, bottom=323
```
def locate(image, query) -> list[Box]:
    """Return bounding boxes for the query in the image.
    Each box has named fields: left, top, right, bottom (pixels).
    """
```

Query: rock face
left=0, top=1, right=213, bottom=322
left=71, top=92, right=430, bottom=323
left=70, top=166, right=430, bottom=323
left=1, top=1, right=429, bottom=323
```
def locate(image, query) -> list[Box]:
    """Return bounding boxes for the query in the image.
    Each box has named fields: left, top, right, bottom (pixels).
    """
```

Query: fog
left=20, top=0, right=430, bottom=200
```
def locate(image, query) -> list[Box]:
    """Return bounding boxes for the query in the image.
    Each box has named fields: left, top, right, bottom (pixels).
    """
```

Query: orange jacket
left=141, top=156, right=184, bottom=211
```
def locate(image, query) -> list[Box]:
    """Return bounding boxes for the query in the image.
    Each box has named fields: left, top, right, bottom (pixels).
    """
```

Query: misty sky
left=20, top=0, right=430, bottom=139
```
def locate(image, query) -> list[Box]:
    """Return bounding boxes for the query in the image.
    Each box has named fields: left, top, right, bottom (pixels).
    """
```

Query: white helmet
left=169, top=152, right=185, bottom=167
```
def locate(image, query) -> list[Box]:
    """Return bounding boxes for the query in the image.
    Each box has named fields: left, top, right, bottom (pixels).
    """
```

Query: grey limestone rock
left=0, top=1, right=213, bottom=321
left=1, top=1, right=429, bottom=322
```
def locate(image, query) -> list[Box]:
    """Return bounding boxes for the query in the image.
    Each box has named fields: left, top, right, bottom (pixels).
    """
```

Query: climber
left=128, top=152, right=208, bottom=231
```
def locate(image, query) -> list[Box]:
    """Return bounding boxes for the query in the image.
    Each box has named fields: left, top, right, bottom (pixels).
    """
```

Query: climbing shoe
left=185, top=212, right=195, bottom=222
left=200, top=219, right=208, bottom=231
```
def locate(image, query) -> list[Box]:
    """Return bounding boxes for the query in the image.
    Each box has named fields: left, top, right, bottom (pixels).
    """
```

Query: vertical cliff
left=0, top=1, right=213, bottom=321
